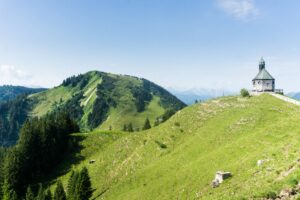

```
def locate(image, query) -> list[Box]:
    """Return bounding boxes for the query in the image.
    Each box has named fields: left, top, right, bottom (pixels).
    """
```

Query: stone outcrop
left=212, top=171, right=232, bottom=188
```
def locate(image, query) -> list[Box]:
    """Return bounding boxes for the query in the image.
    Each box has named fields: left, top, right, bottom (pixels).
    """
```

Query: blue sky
left=0, top=0, right=300, bottom=92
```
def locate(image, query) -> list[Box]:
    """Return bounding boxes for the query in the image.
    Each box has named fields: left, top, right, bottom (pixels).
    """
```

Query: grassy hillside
left=48, top=94, right=300, bottom=199
left=29, top=71, right=185, bottom=131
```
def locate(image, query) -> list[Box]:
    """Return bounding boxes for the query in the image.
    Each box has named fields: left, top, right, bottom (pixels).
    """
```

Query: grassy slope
left=29, top=86, right=76, bottom=117
left=79, top=72, right=102, bottom=129
left=99, top=73, right=165, bottom=130
left=48, top=94, right=300, bottom=199
left=29, top=71, right=172, bottom=131
left=100, top=96, right=165, bottom=130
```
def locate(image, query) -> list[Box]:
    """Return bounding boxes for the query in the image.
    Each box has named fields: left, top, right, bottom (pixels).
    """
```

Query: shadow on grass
left=41, top=134, right=87, bottom=186
left=91, top=188, right=109, bottom=200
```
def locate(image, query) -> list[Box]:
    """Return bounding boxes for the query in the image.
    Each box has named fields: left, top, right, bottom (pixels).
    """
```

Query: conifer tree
left=0, top=162, right=3, bottom=200
left=127, top=123, right=134, bottom=132
left=154, top=119, right=160, bottom=126
left=44, top=189, right=52, bottom=200
left=10, top=190, right=18, bottom=200
left=123, top=124, right=127, bottom=131
left=76, top=167, right=93, bottom=200
left=67, top=170, right=78, bottom=200
left=67, top=167, right=93, bottom=200
left=25, top=186, right=35, bottom=200
left=2, top=180, right=18, bottom=200
left=54, top=180, right=66, bottom=200
left=3, top=111, right=78, bottom=197
left=142, top=118, right=151, bottom=130
left=36, top=184, right=45, bottom=200
left=2, top=180, right=10, bottom=200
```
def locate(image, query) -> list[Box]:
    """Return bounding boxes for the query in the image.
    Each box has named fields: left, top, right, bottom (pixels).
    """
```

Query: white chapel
left=252, top=58, right=276, bottom=93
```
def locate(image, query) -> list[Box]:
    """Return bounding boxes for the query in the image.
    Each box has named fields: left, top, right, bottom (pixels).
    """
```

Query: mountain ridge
left=0, top=71, right=185, bottom=145
left=0, top=85, right=46, bottom=101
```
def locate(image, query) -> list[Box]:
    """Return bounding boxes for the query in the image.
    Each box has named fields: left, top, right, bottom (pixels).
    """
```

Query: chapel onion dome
left=259, top=57, right=265, bottom=70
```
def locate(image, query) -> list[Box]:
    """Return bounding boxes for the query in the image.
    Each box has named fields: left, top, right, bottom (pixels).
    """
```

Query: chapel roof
left=253, top=68, right=275, bottom=80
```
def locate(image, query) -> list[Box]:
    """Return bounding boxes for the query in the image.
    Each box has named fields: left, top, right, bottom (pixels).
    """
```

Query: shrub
left=54, top=180, right=66, bottom=200
left=174, top=122, right=180, bottom=127
left=155, top=140, right=167, bottom=149
left=288, top=177, right=298, bottom=186
left=240, top=89, right=250, bottom=97
left=127, top=123, right=134, bottom=132
left=67, top=167, right=93, bottom=200
left=142, top=118, right=151, bottom=130
left=265, top=191, right=277, bottom=199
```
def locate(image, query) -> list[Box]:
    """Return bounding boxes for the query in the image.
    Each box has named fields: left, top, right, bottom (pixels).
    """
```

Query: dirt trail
left=270, top=93, right=300, bottom=106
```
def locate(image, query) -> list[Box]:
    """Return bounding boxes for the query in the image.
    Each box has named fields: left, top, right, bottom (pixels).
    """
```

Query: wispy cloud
left=217, top=0, right=259, bottom=20
left=0, top=65, right=33, bottom=86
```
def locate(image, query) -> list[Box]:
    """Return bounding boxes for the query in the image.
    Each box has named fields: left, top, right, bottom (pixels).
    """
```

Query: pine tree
left=54, top=180, right=66, bottom=200
left=123, top=124, right=127, bottom=132
left=10, top=190, right=18, bottom=200
left=67, top=171, right=78, bottom=200
left=127, top=123, right=134, bottom=132
left=2, top=180, right=18, bottom=200
left=25, top=186, right=35, bottom=200
left=76, top=167, right=93, bottom=200
left=4, top=148, right=25, bottom=196
left=154, top=118, right=160, bottom=126
left=0, top=169, right=3, bottom=200
left=2, top=180, right=10, bottom=200
left=36, top=184, right=45, bottom=200
left=44, top=189, right=52, bottom=200
left=142, top=118, right=151, bottom=130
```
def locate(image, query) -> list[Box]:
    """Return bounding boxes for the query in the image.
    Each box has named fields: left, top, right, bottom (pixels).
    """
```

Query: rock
left=296, top=183, right=300, bottom=191
left=212, top=180, right=220, bottom=188
left=212, top=171, right=232, bottom=188
left=89, top=160, right=96, bottom=164
left=215, top=171, right=232, bottom=183
left=279, top=189, right=292, bottom=198
left=257, top=160, right=265, bottom=167
left=266, top=167, right=273, bottom=171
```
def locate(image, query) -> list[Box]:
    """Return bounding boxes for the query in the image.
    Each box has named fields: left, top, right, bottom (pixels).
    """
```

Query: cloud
left=217, top=0, right=259, bottom=20
left=0, top=65, right=33, bottom=86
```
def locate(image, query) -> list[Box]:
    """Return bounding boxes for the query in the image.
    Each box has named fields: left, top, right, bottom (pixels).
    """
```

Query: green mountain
left=0, top=71, right=185, bottom=145
left=47, top=94, right=300, bottom=199
left=29, top=71, right=185, bottom=130
left=0, top=85, right=46, bottom=101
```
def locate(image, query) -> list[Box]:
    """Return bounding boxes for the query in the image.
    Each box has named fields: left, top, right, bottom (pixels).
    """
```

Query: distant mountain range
left=167, top=88, right=236, bottom=105
left=287, top=92, right=300, bottom=100
left=0, top=85, right=46, bottom=101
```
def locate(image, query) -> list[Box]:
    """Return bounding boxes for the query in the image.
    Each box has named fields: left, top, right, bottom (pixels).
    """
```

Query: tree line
left=21, top=167, right=93, bottom=200
left=0, top=111, right=81, bottom=199
left=0, top=85, right=45, bottom=102
left=123, top=118, right=152, bottom=132
left=62, top=74, right=89, bottom=89
left=0, top=95, right=29, bottom=146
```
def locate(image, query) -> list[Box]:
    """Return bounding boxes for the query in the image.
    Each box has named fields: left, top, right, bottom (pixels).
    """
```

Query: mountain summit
left=0, top=71, right=185, bottom=145
left=30, top=71, right=186, bottom=131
